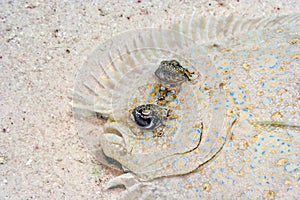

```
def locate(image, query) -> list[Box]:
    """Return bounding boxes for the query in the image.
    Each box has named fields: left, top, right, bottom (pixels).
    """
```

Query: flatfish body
left=72, top=15, right=300, bottom=199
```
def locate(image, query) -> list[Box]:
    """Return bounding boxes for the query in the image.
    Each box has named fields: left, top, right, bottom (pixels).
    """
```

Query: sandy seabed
left=0, top=0, right=299, bottom=199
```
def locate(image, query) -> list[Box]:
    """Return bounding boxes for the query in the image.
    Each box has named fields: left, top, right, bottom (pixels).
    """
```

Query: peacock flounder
left=72, top=14, right=300, bottom=199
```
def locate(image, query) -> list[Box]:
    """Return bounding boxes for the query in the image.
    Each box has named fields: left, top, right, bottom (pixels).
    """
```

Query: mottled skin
left=73, top=15, right=300, bottom=199
left=155, top=60, right=194, bottom=85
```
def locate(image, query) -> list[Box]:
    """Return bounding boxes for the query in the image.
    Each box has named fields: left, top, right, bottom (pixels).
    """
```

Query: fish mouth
left=99, top=127, right=128, bottom=170
left=99, top=122, right=133, bottom=162
left=101, top=127, right=126, bottom=150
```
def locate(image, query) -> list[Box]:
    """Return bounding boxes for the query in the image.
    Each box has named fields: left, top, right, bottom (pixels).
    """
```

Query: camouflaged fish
left=72, top=14, right=300, bottom=199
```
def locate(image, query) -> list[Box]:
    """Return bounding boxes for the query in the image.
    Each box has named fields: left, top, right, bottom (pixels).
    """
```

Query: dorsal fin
left=163, top=14, right=300, bottom=44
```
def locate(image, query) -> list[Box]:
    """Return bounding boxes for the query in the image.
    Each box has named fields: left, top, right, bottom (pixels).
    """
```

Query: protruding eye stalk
left=155, top=60, right=195, bottom=85
left=131, top=104, right=168, bottom=130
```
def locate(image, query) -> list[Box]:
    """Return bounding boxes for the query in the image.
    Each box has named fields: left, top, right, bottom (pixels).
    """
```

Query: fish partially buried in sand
left=72, top=14, right=300, bottom=199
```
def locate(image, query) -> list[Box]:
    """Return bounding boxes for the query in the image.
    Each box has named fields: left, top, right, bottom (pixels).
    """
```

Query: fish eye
left=155, top=59, right=194, bottom=84
left=131, top=104, right=165, bottom=130
left=132, top=112, right=153, bottom=128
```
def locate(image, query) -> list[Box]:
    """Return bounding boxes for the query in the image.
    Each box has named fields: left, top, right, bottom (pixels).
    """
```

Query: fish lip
left=100, top=131, right=127, bottom=162
left=105, top=127, right=124, bottom=138
left=101, top=132, right=125, bottom=148
left=101, top=122, right=133, bottom=153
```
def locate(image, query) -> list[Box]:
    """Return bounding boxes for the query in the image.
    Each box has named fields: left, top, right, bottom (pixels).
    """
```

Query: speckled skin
left=155, top=60, right=194, bottom=85
left=73, top=15, right=300, bottom=199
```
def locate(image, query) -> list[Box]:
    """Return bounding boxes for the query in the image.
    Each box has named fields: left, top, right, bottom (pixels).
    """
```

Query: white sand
left=0, top=0, right=299, bottom=199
